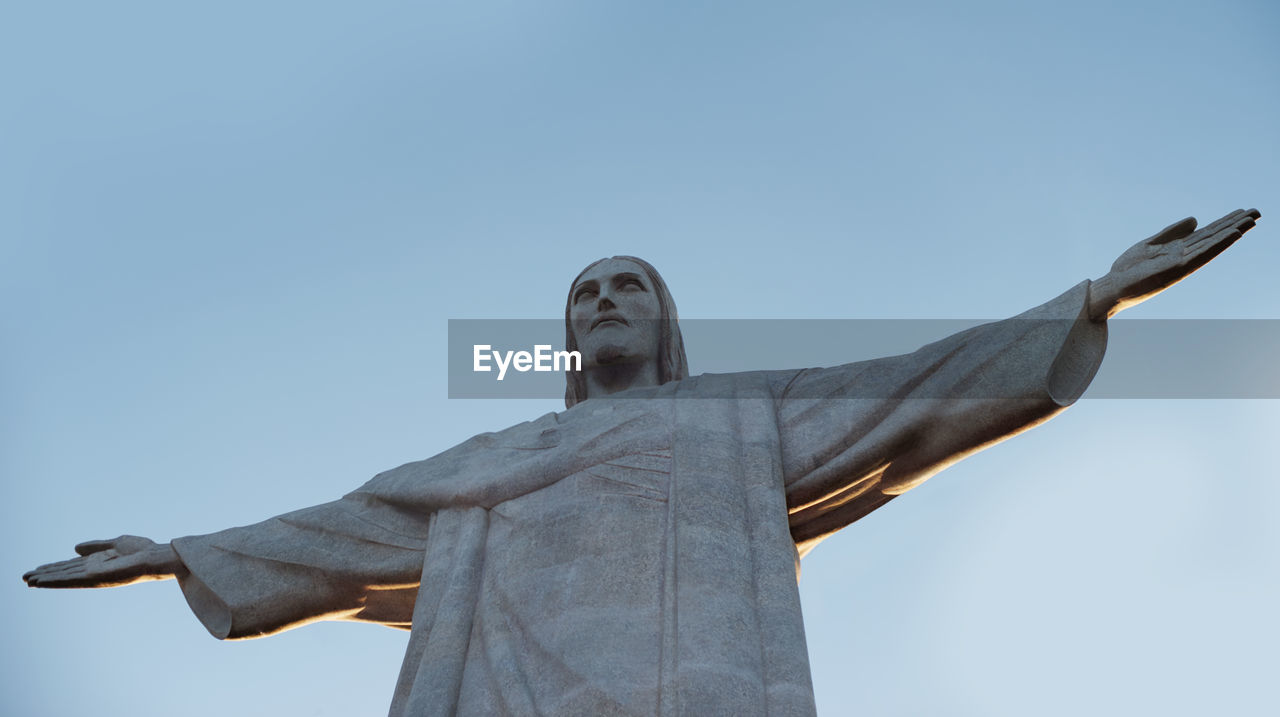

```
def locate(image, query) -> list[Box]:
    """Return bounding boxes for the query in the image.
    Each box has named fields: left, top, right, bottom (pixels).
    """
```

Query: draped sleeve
left=772, top=280, right=1108, bottom=555
left=171, top=493, right=431, bottom=639
left=168, top=407, right=655, bottom=640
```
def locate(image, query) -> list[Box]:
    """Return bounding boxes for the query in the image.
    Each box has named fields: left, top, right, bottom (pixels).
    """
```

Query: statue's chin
left=593, top=345, right=629, bottom=366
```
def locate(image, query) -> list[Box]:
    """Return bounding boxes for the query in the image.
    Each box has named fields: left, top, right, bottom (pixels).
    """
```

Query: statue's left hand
left=1088, top=208, right=1261, bottom=320
left=23, top=536, right=186, bottom=589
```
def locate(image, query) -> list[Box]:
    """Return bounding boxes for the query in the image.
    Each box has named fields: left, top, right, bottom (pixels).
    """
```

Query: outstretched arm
left=781, top=207, right=1261, bottom=552
left=24, top=497, right=430, bottom=639
left=1088, top=208, right=1260, bottom=320
left=23, top=535, right=187, bottom=588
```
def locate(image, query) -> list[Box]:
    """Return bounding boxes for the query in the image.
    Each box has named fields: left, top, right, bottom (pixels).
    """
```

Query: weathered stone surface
left=22, top=211, right=1262, bottom=715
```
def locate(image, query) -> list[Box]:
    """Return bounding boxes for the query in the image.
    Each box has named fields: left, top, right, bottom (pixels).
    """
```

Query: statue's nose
left=596, top=295, right=616, bottom=312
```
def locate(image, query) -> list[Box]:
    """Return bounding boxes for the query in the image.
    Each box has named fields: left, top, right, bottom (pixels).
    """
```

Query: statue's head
left=564, top=256, right=688, bottom=408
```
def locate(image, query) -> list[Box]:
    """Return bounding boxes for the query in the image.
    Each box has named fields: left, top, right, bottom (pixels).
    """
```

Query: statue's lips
left=590, top=315, right=629, bottom=331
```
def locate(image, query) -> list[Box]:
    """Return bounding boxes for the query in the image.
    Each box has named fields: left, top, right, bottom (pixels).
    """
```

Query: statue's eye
left=574, top=288, right=597, bottom=304
left=621, top=278, right=645, bottom=291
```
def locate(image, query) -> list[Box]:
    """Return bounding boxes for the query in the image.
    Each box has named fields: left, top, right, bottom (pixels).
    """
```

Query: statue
left=24, top=209, right=1262, bottom=716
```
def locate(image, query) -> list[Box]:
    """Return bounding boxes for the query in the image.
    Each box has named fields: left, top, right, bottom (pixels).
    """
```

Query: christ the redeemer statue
left=25, top=209, right=1261, bottom=716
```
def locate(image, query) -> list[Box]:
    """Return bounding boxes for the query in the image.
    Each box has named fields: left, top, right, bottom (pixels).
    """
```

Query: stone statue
left=24, top=209, right=1261, bottom=716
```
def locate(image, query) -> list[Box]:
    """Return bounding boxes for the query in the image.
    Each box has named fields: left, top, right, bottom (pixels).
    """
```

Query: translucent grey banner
left=448, top=319, right=1280, bottom=399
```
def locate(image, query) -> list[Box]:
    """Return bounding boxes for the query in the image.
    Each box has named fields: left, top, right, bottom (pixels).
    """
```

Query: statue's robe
left=171, top=282, right=1106, bottom=716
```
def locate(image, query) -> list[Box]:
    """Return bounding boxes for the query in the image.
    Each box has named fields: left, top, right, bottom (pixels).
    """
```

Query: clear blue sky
left=4, top=2, right=1277, bottom=715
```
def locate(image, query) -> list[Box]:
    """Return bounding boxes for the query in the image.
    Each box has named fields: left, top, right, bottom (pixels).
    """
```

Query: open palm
left=1091, top=208, right=1261, bottom=319
left=23, top=535, right=181, bottom=588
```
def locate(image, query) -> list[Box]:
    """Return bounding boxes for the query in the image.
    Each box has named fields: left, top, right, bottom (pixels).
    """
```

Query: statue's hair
left=564, top=256, right=688, bottom=409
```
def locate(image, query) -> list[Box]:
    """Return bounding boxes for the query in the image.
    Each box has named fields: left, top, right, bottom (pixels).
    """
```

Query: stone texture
left=23, top=211, right=1262, bottom=715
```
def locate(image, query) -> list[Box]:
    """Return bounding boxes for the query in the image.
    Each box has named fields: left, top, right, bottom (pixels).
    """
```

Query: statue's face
left=569, top=258, right=663, bottom=371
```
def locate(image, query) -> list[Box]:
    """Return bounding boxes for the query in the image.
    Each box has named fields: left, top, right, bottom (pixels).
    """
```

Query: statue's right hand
left=23, top=536, right=185, bottom=589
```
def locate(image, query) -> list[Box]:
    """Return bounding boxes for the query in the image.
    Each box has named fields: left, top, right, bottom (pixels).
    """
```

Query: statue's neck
left=583, top=361, right=661, bottom=399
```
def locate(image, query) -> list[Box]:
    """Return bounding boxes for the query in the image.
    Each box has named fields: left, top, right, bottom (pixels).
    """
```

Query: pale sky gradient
left=4, top=2, right=1278, bottom=715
